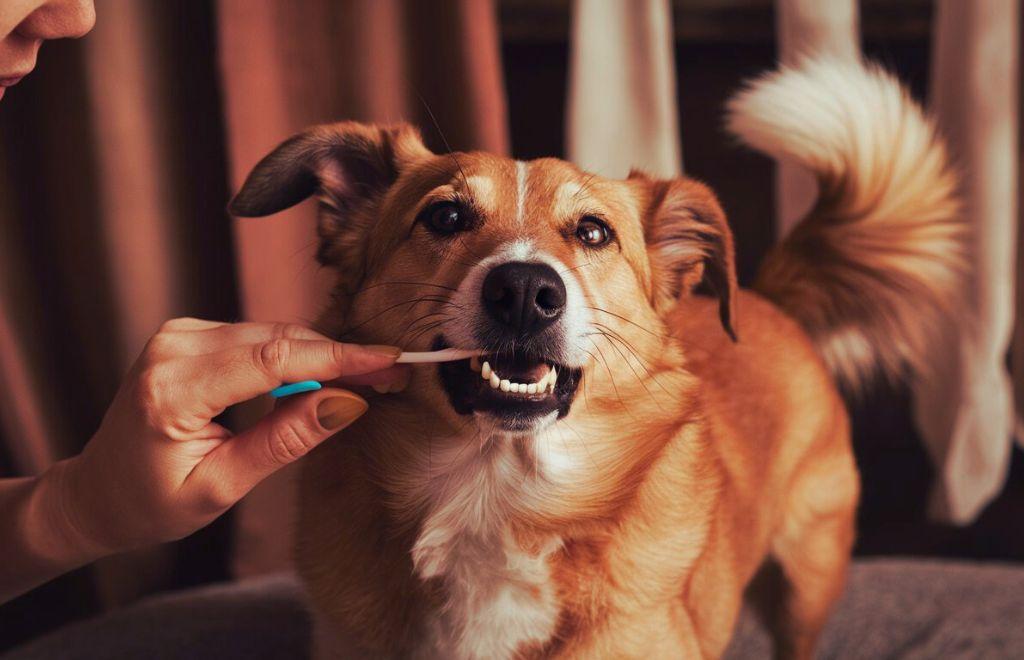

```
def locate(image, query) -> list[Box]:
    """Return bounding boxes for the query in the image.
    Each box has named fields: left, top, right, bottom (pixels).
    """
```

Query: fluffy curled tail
left=726, top=58, right=964, bottom=393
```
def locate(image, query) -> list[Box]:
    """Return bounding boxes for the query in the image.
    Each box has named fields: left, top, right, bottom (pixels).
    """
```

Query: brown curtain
left=0, top=0, right=507, bottom=607
left=0, top=0, right=239, bottom=606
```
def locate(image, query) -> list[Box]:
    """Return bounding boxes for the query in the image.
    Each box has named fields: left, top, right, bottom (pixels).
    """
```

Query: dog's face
left=232, top=123, right=736, bottom=435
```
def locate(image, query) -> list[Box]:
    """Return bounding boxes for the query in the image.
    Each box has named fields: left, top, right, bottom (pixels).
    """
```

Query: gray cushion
left=725, top=558, right=1024, bottom=659
left=6, top=559, right=1024, bottom=659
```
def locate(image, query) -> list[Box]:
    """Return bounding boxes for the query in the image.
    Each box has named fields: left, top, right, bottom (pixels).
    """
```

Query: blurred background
left=0, top=0, right=1021, bottom=651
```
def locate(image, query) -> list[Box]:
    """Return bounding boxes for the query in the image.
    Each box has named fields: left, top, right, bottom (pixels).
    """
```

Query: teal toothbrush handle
left=269, top=380, right=322, bottom=398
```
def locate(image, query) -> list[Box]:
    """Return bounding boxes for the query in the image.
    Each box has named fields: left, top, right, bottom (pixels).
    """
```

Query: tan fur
left=230, top=58, right=959, bottom=659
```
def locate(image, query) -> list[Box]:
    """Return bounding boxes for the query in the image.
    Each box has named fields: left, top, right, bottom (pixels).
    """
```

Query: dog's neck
left=350, top=355, right=699, bottom=658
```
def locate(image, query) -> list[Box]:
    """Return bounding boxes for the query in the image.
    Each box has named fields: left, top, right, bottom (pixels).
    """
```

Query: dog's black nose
left=481, top=262, right=567, bottom=335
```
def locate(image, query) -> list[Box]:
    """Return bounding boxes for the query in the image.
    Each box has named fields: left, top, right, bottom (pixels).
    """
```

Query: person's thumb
left=195, top=388, right=367, bottom=503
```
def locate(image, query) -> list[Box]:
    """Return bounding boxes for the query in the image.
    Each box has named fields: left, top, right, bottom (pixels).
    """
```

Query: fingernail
left=316, top=395, right=368, bottom=430
left=372, top=383, right=390, bottom=394
left=363, top=345, right=402, bottom=359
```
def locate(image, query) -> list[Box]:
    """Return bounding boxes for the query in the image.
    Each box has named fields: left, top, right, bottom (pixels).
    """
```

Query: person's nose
left=481, top=262, right=567, bottom=337
left=16, top=0, right=96, bottom=41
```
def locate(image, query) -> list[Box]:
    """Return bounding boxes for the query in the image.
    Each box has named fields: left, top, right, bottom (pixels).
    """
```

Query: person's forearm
left=0, top=460, right=108, bottom=603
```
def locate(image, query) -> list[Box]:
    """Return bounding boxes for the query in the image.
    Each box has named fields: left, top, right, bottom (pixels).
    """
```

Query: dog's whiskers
left=585, top=306, right=670, bottom=339
left=588, top=322, right=675, bottom=400
left=586, top=336, right=635, bottom=420
left=590, top=330, right=665, bottom=411
left=352, top=280, right=459, bottom=297
left=339, top=295, right=461, bottom=338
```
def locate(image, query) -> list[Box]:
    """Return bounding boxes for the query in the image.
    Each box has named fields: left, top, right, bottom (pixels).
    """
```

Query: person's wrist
left=30, top=458, right=114, bottom=566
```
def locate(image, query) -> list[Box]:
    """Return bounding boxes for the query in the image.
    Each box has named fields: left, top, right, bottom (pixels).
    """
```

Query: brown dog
left=230, top=59, right=961, bottom=659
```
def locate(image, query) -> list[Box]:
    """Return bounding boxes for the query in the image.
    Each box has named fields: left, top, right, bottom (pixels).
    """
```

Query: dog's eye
left=576, top=217, right=611, bottom=247
left=421, top=202, right=469, bottom=236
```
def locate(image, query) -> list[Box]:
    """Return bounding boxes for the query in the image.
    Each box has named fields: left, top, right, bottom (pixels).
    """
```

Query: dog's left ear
left=635, top=173, right=738, bottom=341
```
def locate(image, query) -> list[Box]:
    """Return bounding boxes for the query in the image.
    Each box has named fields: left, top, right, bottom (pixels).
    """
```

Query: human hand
left=48, top=318, right=407, bottom=557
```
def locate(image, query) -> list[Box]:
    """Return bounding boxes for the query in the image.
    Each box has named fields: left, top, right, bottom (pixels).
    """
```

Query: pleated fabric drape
left=567, top=0, right=681, bottom=179
left=914, top=0, right=1020, bottom=523
left=773, top=0, right=858, bottom=235
left=216, top=0, right=509, bottom=576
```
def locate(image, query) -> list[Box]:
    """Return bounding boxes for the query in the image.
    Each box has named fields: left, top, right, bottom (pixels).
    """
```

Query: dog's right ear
left=229, top=122, right=432, bottom=267
left=229, top=122, right=431, bottom=217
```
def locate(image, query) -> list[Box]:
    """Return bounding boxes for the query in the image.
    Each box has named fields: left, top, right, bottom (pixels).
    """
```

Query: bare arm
left=0, top=467, right=102, bottom=601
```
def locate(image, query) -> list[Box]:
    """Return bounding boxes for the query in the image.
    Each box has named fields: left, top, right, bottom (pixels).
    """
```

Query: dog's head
left=232, top=122, right=735, bottom=435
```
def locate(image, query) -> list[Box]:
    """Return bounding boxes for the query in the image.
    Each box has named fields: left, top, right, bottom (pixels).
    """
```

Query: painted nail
left=316, top=395, right=368, bottom=430
left=363, top=344, right=402, bottom=359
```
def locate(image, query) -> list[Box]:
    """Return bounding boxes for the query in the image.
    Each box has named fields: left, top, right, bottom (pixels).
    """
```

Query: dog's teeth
left=481, top=362, right=560, bottom=395
left=470, top=356, right=481, bottom=371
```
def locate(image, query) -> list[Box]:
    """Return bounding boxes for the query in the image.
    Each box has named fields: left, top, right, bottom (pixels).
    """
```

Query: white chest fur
left=407, top=433, right=568, bottom=659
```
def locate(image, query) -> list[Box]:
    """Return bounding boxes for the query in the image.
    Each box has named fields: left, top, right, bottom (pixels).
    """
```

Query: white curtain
left=913, top=0, right=1020, bottom=523
left=567, top=0, right=680, bottom=179
left=774, top=0, right=859, bottom=234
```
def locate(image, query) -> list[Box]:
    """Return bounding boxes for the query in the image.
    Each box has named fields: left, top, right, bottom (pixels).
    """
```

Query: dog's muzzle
left=435, top=260, right=583, bottom=432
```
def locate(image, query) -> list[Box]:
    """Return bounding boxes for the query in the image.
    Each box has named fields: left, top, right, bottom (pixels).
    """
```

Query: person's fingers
left=153, top=322, right=332, bottom=356
left=184, top=339, right=400, bottom=415
left=186, top=388, right=367, bottom=506
left=204, top=322, right=330, bottom=345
